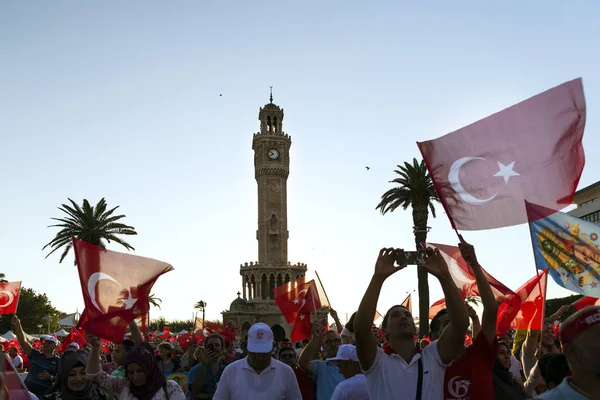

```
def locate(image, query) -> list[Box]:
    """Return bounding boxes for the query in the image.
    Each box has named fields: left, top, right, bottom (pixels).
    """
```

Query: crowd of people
left=2, top=239, right=599, bottom=399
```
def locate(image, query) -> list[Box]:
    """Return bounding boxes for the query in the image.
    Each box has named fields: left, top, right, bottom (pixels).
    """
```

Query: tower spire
left=269, top=86, right=273, bottom=103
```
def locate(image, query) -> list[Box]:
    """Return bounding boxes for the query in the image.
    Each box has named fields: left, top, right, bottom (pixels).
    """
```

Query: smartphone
left=395, top=250, right=425, bottom=265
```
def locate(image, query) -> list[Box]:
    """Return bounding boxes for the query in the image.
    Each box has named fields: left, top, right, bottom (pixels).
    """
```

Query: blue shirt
left=537, top=377, right=589, bottom=399
left=24, top=350, right=59, bottom=397
left=311, top=360, right=344, bottom=400
left=187, top=361, right=227, bottom=399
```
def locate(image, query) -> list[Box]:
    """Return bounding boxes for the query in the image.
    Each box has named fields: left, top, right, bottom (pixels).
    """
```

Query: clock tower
left=253, top=92, right=291, bottom=265
left=222, top=92, right=309, bottom=342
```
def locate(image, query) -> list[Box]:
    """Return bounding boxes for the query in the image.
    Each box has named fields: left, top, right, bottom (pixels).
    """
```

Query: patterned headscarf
left=124, top=342, right=166, bottom=400
left=50, top=350, right=103, bottom=400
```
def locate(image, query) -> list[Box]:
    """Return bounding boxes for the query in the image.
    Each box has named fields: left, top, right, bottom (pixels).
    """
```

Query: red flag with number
left=0, top=281, right=21, bottom=315
left=73, top=238, right=174, bottom=343
left=418, top=78, right=586, bottom=231
left=274, top=278, right=322, bottom=323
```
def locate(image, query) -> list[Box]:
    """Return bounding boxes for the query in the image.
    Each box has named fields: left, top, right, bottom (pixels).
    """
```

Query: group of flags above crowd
left=0, top=78, right=598, bottom=344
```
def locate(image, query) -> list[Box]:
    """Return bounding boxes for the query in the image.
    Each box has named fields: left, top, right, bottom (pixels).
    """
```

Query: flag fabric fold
left=418, top=78, right=586, bottom=230
left=73, top=238, right=174, bottom=343
left=572, top=296, right=600, bottom=310
left=401, top=293, right=413, bottom=314
left=0, top=281, right=22, bottom=315
left=427, top=243, right=515, bottom=319
left=527, top=201, right=600, bottom=297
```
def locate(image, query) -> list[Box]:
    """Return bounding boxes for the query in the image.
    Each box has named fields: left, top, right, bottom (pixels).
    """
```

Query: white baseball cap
left=247, top=323, right=274, bottom=353
left=44, top=337, right=58, bottom=345
left=68, top=342, right=80, bottom=349
left=327, top=344, right=359, bottom=362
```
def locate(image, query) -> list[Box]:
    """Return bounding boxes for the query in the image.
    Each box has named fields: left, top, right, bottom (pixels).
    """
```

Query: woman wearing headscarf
left=86, top=335, right=185, bottom=400
left=493, top=341, right=528, bottom=400
left=41, top=350, right=109, bottom=400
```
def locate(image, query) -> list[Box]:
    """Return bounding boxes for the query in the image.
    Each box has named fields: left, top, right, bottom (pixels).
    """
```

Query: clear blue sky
left=1, top=1, right=598, bottom=327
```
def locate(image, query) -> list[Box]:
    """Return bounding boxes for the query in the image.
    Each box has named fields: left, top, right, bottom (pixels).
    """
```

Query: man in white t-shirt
left=329, top=345, right=368, bottom=400
left=9, top=347, right=23, bottom=369
left=354, top=247, right=469, bottom=400
left=213, top=322, right=301, bottom=400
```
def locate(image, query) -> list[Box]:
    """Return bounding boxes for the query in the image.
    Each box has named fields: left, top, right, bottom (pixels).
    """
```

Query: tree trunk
left=412, top=203, right=430, bottom=336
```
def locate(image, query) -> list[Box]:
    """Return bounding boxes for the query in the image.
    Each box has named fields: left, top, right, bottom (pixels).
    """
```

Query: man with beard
left=536, top=306, right=600, bottom=399
left=354, top=247, right=469, bottom=400
left=213, top=323, right=301, bottom=399
left=188, top=333, right=227, bottom=399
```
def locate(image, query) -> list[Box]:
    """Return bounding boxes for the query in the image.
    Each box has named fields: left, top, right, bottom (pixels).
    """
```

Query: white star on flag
left=293, top=298, right=300, bottom=304
left=494, top=161, right=520, bottom=184
left=299, top=314, right=305, bottom=320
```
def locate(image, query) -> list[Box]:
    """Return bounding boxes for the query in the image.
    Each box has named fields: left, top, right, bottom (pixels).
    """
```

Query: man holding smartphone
left=188, top=333, right=227, bottom=399
left=354, top=247, right=469, bottom=400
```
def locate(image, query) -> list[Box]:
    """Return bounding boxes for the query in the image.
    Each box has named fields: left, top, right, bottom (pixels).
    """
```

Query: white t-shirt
left=11, top=354, right=24, bottom=368
left=331, top=374, right=369, bottom=400
left=362, top=340, right=448, bottom=400
left=213, top=356, right=301, bottom=400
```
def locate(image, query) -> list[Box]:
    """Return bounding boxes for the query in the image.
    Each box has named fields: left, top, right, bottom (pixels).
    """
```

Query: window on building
left=581, top=211, right=600, bottom=225
left=581, top=197, right=598, bottom=207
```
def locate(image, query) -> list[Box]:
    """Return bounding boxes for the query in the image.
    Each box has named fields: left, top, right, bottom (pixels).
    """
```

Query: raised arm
left=11, top=315, right=33, bottom=355
left=545, top=305, right=570, bottom=323
left=459, top=237, right=499, bottom=343
left=421, top=247, right=469, bottom=364
left=128, top=320, right=143, bottom=344
left=355, top=248, right=405, bottom=371
left=329, top=308, right=343, bottom=333
left=298, top=323, right=324, bottom=374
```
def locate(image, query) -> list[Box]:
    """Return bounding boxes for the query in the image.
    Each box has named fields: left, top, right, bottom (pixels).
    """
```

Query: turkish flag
left=291, top=311, right=312, bottom=342
left=497, top=270, right=548, bottom=335
left=274, top=278, right=321, bottom=323
left=572, top=296, right=600, bottom=310
left=58, top=327, right=87, bottom=354
left=3, top=353, right=30, bottom=399
left=426, top=243, right=515, bottom=319
left=418, top=78, right=586, bottom=230
left=0, top=281, right=21, bottom=315
left=73, top=238, right=174, bottom=343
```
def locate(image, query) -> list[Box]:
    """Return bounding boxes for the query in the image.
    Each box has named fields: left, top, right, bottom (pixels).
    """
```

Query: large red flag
left=572, top=296, right=600, bottom=310
left=73, top=238, right=174, bottom=343
left=274, top=278, right=322, bottom=323
left=418, top=78, right=586, bottom=230
left=0, top=281, right=21, bottom=315
left=3, top=354, right=30, bottom=399
left=497, top=270, right=548, bottom=336
left=58, top=327, right=87, bottom=354
left=290, top=283, right=323, bottom=342
left=427, top=243, right=515, bottom=318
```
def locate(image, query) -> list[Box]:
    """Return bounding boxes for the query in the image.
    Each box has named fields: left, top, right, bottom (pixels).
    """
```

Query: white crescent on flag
left=0, top=290, right=15, bottom=308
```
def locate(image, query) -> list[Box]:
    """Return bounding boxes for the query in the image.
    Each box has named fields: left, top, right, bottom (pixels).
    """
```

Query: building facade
left=568, top=181, right=600, bottom=224
left=222, top=95, right=311, bottom=342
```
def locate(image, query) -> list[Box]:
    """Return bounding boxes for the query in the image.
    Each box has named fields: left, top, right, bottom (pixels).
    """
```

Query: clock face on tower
left=267, top=148, right=280, bottom=160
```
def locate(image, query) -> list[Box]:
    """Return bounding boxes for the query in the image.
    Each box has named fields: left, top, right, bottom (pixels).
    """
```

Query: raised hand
left=311, top=321, right=324, bottom=340
left=465, top=303, right=478, bottom=319
left=373, top=248, right=406, bottom=280
left=11, top=315, right=20, bottom=328
left=86, top=334, right=101, bottom=350
left=329, top=308, right=339, bottom=320
left=458, top=235, right=478, bottom=266
left=419, top=247, right=450, bottom=279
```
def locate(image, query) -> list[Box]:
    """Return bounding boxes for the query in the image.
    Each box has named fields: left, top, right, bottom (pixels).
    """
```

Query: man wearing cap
left=12, top=315, right=60, bottom=397
left=536, top=306, right=600, bottom=399
left=213, top=322, right=301, bottom=399
left=328, top=345, right=368, bottom=400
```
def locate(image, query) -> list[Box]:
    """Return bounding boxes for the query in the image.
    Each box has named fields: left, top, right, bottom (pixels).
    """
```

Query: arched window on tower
left=250, top=275, right=256, bottom=300
left=276, top=274, right=283, bottom=287
left=267, top=116, right=271, bottom=132
left=284, top=274, right=290, bottom=284
left=273, top=116, right=277, bottom=133
left=261, top=274, right=268, bottom=300
left=269, top=274, right=275, bottom=299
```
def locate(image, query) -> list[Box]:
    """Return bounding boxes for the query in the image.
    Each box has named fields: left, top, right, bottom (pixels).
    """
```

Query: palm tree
left=376, top=158, right=439, bottom=336
left=149, top=294, right=162, bottom=310
left=43, top=198, right=137, bottom=263
left=195, top=300, right=207, bottom=326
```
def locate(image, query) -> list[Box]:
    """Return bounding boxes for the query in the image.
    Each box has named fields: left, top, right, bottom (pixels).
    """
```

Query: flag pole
left=314, top=271, right=332, bottom=307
